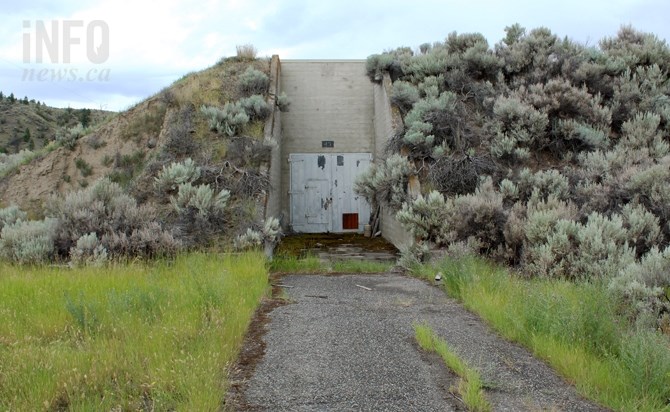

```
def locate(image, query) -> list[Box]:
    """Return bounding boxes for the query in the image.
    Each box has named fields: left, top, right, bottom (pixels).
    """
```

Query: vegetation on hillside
left=0, top=47, right=286, bottom=262
left=0, top=93, right=109, bottom=154
left=359, top=24, right=670, bottom=331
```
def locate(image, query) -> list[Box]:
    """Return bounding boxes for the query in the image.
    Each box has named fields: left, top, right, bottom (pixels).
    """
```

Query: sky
left=1, top=0, right=669, bottom=112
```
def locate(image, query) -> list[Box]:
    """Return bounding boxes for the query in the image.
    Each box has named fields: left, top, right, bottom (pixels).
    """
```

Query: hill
left=0, top=94, right=111, bottom=154
left=0, top=52, right=283, bottom=260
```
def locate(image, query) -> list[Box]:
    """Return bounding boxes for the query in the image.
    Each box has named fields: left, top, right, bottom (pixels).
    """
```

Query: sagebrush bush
left=619, top=112, right=668, bottom=158
left=621, top=203, right=661, bottom=257
left=490, top=95, right=549, bottom=159
left=47, top=178, right=179, bottom=259
left=0, top=150, right=37, bottom=177
left=69, top=232, right=108, bottom=266
left=391, top=81, right=420, bottom=111
left=154, top=158, right=201, bottom=193
left=0, top=205, right=27, bottom=231
left=450, top=177, right=506, bottom=251
left=200, top=103, right=249, bottom=136
left=499, top=179, right=519, bottom=202
left=276, top=92, right=291, bottom=112
left=397, top=190, right=455, bottom=246
left=234, top=217, right=281, bottom=250
left=522, top=79, right=612, bottom=148
left=397, top=241, right=431, bottom=269
left=402, top=92, right=460, bottom=156
left=238, top=67, right=269, bottom=95
left=0, top=218, right=58, bottom=264
left=397, top=177, right=506, bottom=252
left=354, top=154, right=414, bottom=210
left=366, top=53, right=397, bottom=81
left=612, top=65, right=670, bottom=130
left=625, top=157, right=670, bottom=225
left=56, top=123, right=87, bottom=150
left=610, top=246, right=670, bottom=328
left=400, top=48, right=448, bottom=82
left=170, top=182, right=230, bottom=219
left=523, top=211, right=636, bottom=280
left=239, top=95, right=271, bottom=120
left=418, top=76, right=443, bottom=99
left=517, top=168, right=570, bottom=201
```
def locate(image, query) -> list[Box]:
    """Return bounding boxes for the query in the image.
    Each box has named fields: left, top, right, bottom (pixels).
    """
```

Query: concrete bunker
left=263, top=58, right=412, bottom=249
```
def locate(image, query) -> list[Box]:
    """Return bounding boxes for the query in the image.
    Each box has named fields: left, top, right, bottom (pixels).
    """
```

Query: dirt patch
left=223, top=276, right=288, bottom=411
left=277, top=233, right=397, bottom=256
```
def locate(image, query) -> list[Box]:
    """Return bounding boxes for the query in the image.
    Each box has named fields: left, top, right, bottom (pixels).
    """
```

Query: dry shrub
left=236, top=44, right=258, bottom=60
left=164, top=105, right=197, bottom=156
left=428, top=154, right=498, bottom=195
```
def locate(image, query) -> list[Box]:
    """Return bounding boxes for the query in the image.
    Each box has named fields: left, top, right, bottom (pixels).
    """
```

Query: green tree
left=22, top=128, right=31, bottom=142
left=77, top=108, right=92, bottom=127
left=8, top=93, right=16, bottom=103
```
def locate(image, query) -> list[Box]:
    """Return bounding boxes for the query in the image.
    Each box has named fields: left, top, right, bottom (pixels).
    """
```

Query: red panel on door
left=342, top=213, right=359, bottom=230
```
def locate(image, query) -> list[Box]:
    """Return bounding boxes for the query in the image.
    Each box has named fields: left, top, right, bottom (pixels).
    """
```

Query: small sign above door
left=322, top=140, right=334, bottom=148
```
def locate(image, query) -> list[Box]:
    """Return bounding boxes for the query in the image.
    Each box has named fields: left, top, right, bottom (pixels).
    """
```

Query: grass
left=413, top=256, right=670, bottom=411
left=75, top=158, right=93, bottom=177
left=270, top=254, right=395, bottom=274
left=108, top=150, right=146, bottom=187
left=415, top=324, right=491, bottom=412
left=120, top=103, right=166, bottom=142
left=0, top=251, right=268, bottom=410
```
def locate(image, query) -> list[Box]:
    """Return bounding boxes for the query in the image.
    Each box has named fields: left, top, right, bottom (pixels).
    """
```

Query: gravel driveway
left=228, top=273, right=606, bottom=411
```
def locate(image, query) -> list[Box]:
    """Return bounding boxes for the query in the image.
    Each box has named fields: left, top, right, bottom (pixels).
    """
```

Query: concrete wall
left=264, top=55, right=283, bottom=223
left=280, top=60, right=375, bottom=228
left=373, top=74, right=413, bottom=250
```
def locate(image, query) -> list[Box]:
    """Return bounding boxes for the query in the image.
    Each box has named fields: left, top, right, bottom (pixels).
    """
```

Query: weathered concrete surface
left=264, top=55, right=283, bottom=222
left=237, top=274, right=606, bottom=412
left=280, top=61, right=375, bottom=228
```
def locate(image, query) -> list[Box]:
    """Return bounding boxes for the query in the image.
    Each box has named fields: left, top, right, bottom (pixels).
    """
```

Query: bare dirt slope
left=0, top=101, right=166, bottom=212
left=228, top=273, right=606, bottom=411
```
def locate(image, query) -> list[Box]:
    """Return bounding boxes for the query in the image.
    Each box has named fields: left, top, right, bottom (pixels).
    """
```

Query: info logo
left=23, top=20, right=109, bottom=64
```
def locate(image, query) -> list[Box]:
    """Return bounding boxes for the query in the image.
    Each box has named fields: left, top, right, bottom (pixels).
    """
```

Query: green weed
left=413, top=256, right=670, bottom=411
left=0, top=251, right=268, bottom=410
left=415, top=324, right=491, bottom=412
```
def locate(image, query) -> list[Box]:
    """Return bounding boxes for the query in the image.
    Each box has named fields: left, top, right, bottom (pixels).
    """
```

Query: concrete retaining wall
left=264, top=55, right=283, bottom=222
left=373, top=74, right=413, bottom=250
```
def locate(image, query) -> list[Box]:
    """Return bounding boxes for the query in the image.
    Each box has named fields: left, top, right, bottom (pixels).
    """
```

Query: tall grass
left=0, top=252, right=268, bottom=410
left=415, top=324, right=491, bottom=412
left=413, top=257, right=670, bottom=411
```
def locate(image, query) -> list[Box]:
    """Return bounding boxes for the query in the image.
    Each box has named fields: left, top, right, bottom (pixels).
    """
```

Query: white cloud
left=0, top=0, right=668, bottom=110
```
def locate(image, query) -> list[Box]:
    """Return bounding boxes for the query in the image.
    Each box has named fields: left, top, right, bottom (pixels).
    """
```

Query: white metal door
left=289, top=153, right=371, bottom=233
